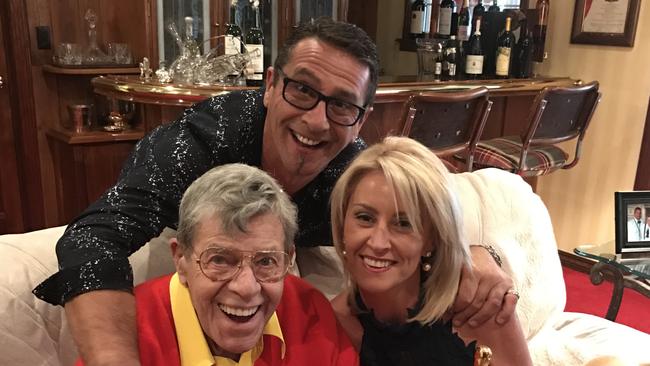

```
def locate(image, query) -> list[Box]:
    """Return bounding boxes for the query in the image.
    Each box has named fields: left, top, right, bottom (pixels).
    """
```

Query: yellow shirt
left=169, top=273, right=285, bottom=366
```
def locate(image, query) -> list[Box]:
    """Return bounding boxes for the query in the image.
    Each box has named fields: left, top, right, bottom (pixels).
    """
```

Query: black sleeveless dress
left=355, top=292, right=475, bottom=366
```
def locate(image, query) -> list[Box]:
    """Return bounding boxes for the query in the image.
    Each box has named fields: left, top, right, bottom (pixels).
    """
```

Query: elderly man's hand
left=452, top=245, right=517, bottom=328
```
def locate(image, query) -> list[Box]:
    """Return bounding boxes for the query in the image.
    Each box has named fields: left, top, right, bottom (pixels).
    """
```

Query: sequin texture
left=33, top=89, right=366, bottom=305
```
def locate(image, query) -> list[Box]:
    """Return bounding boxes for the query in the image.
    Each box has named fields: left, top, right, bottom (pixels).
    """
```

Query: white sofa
left=1, top=168, right=648, bottom=366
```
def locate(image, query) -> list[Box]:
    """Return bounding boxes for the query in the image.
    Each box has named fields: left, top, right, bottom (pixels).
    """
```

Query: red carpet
left=563, top=267, right=650, bottom=334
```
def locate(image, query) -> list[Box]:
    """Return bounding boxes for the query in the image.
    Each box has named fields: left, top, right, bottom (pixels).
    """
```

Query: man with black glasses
left=34, top=18, right=515, bottom=365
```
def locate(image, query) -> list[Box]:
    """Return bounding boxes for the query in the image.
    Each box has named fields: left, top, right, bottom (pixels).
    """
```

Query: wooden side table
left=574, top=243, right=650, bottom=321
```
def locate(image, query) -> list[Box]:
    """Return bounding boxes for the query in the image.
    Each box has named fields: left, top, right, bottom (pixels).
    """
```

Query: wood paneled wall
left=1, top=0, right=44, bottom=231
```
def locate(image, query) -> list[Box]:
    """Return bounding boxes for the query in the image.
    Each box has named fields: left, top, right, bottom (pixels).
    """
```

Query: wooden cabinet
left=47, top=129, right=143, bottom=222
left=42, top=66, right=142, bottom=223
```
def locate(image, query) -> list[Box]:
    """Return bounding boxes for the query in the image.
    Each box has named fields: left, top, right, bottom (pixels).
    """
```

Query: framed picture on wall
left=571, top=0, right=641, bottom=47
left=615, top=191, right=650, bottom=254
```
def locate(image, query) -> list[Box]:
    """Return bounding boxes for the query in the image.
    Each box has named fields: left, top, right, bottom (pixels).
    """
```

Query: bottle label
left=449, top=64, right=457, bottom=76
left=246, top=44, right=264, bottom=76
left=496, top=47, right=511, bottom=76
left=458, top=25, right=470, bottom=41
left=438, top=8, right=452, bottom=35
left=411, top=10, right=425, bottom=34
left=224, top=35, right=241, bottom=55
left=435, top=62, right=442, bottom=75
left=465, top=55, right=484, bottom=74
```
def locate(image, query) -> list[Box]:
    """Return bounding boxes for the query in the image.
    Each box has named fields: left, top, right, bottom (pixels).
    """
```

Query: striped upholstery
left=473, top=136, right=569, bottom=177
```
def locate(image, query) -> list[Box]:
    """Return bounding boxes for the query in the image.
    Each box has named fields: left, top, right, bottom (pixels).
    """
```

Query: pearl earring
left=422, top=251, right=432, bottom=272
left=342, top=250, right=347, bottom=256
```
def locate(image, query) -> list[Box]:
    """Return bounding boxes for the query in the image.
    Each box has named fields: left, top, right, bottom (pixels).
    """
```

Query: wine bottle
left=434, top=42, right=443, bottom=80
left=457, top=0, right=470, bottom=42
left=225, top=1, right=242, bottom=56
left=225, top=0, right=243, bottom=79
left=444, top=35, right=459, bottom=80
left=488, top=0, right=500, bottom=12
left=514, top=19, right=533, bottom=78
left=495, top=16, right=515, bottom=78
left=410, top=0, right=427, bottom=38
left=437, top=0, right=456, bottom=38
left=245, top=1, right=264, bottom=87
left=465, top=18, right=484, bottom=79
left=471, top=0, right=485, bottom=35
left=533, top=0, right=549, bottom=61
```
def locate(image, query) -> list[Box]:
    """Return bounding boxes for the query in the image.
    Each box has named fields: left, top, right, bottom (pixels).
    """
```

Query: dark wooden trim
left=3, top=0, right=45, bottom=230
left=571, top=0, right=641, bottom=47
left=634, top=96, right=650, bottom=190
left=559, top=250, right=624, bottom=285
left=558, top=249, right=593, bottom=273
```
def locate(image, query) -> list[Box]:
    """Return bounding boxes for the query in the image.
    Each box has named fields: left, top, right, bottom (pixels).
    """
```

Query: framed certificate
left=571, top=0, right=640, bottom=47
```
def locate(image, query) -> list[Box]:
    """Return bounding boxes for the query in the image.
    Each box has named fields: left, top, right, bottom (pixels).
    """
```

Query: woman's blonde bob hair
left=330, top=136, right=470, bottom=324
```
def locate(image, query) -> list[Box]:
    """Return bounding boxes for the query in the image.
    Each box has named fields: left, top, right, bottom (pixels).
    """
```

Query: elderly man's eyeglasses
left=278, top=68, right=366, bottom=127
left=195, top=247, right=292, bottom=283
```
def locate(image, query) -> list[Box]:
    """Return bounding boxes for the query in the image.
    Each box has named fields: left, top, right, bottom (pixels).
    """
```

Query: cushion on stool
left=473, top=136, right=569, bottom=176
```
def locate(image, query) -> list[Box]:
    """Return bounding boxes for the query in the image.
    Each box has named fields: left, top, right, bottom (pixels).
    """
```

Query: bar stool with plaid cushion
left=473, top=81, right=601, bottom=177
left=400, top=87, right=493, bottom=172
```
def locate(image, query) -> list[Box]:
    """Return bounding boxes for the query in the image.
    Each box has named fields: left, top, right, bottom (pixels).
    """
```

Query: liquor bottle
left=225, top=0, right=242, bottom=55
left=434, top=42, right=443, bottom=80
left=437, top=0, right=456, bottom=38
left=471, top=0, right=485, bottom=35
left=444, top=35, right=459, bottom=80
left=533, top=0, right=549, bottom=61
left=465, top=18, right=484, bottom=79
left=457, top=0, right=470, bottom=42
left=245, top=1, right=264, bottom=87
left=423, top=0, right=433, bottom=35
left=495, top=16, right=515, bottom=78
left=225, top=0, right=243, bottom=79
left=514, top=19, right=533, bottom=78
left=410, top=0, right=427, bottom=38
left=488, top=0, right=500, bottom=12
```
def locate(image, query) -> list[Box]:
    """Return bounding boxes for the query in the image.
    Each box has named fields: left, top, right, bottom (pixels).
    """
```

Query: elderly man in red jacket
left=78, top=163, right=358, bottom=366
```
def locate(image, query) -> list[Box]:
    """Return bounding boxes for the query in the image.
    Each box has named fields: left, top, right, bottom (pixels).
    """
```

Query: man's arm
left=452, top=245, right=516, bottom=328
left=34, top=104, right=220, bottom=366
left=67, top=291, right=139, bottom=366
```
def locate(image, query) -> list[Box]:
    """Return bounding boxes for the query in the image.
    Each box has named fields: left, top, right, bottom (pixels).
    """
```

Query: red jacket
left=77, top=274, right=359, bottom=365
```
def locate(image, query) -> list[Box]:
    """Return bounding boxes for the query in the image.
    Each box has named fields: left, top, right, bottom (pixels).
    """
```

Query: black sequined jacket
left=34, top=89, right=365, bottom=305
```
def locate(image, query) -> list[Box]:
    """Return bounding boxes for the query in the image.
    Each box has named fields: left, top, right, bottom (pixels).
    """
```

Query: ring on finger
left=505, top=288, right=520, bottom=300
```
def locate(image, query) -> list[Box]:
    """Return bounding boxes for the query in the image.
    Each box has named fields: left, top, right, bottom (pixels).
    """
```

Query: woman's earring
left=422, top=251, right=432, bottom=272
left=342, top=249, right=347, bottom=256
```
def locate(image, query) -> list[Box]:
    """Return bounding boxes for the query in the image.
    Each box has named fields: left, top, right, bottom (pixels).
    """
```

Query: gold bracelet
left=470, top=244, right=502, bottom=267
left=474, top=344, right=493, bottom=366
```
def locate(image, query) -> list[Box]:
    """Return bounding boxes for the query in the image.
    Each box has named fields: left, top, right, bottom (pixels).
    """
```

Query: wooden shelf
left=43, top=64, right=140, bottom=75
left=45, top=126, right=144, bottom=145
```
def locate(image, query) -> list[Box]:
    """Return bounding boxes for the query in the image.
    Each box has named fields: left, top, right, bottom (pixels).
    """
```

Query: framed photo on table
left=571, top=0, right=641, bottom=47
left=615, top=191, right=650, bottom=254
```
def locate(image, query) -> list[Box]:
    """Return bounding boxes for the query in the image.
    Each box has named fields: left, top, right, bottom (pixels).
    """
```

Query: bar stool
left=400, top=87, right=493, bottom=172
left=472, top=81, right=601, bottom=177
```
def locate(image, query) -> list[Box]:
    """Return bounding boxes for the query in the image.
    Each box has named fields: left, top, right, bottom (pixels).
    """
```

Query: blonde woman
left=330, top=136, right=531, bottom=365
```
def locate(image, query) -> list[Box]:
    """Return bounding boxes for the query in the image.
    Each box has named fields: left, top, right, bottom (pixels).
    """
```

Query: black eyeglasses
left=194, top=246, right=293, bottom=283
left=278, top=68, right=366, bottom=127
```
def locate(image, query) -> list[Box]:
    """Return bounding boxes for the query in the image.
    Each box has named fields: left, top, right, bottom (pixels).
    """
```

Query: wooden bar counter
left=90, top=74, right=580, bottom=144
left=48, top=75, right=578, bottom=222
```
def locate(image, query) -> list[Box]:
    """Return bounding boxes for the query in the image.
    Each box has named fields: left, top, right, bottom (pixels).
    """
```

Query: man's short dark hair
left=273, top=17, right=379, bottom=106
